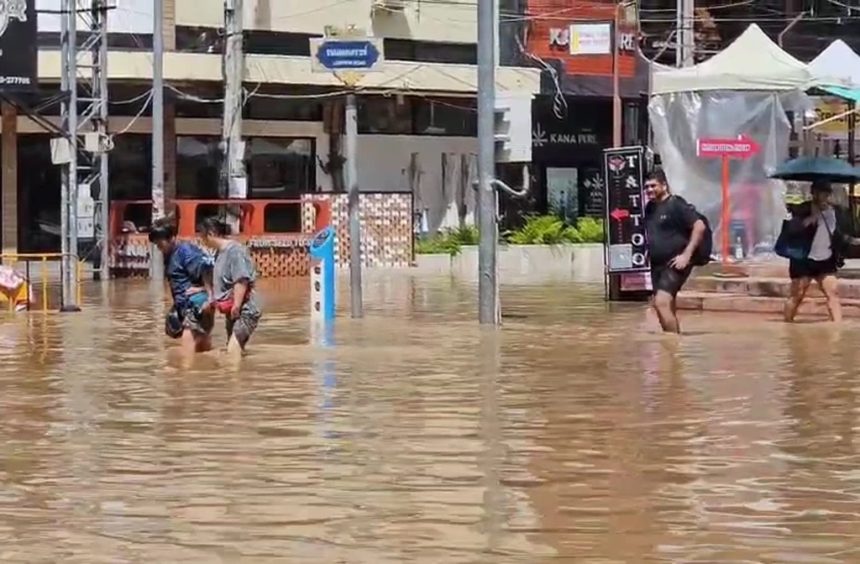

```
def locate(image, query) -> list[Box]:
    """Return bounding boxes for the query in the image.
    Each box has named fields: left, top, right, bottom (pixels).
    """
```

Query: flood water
left=1, top=273, right=860, bottom=562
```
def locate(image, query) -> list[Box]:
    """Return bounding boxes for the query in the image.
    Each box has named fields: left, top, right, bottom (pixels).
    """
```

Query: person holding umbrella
left=771, top=157, right=860, bottom=323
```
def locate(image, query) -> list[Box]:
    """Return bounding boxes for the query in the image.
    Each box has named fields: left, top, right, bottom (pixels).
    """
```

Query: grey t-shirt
left=213, top=241, right=261, bottom=317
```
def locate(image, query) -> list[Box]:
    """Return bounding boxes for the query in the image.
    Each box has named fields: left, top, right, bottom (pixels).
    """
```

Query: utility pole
left=58, top=0, right=109, bottom=305
left=151, top=0, right=165, bottom=281
left=612, top=2, right=622, bottom=147
left=59, top=0, right=80, bottom=311
left=676, top=0, right=694, bottom=67
left=345, top=92, right=362, bottom=318
left=477, top=0, right=499, bottom=325
left=222, top=0, right=246, bottom=205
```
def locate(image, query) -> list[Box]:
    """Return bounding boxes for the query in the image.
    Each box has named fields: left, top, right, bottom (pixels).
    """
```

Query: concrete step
left=676, top=291, right=860, bottom=318
left=687, top=276, right=860, bottom=299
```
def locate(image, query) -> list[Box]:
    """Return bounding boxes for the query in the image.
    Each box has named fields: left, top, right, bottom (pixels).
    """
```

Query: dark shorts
left=651, top=263, right=693, bottom=297
left=789, top=257, right=838, bottom=280
left=226, top=311, right=261, bottom=349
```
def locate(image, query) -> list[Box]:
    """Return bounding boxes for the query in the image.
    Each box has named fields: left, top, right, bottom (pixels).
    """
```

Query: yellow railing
left=0, top=253, right=83, bottom=313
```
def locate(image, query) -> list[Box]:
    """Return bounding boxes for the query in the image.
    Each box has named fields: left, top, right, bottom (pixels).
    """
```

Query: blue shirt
left=165, top=242, right=213, bottom=311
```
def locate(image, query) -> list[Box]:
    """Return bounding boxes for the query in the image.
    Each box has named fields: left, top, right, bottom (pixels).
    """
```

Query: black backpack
left=671, top=196, right=713, bottom=266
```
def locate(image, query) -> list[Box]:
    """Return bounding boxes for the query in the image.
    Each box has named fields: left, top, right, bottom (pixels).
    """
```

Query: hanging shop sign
left=0, top=0, right=37, bottom=91
left=603, top=146, right=648, bottom=273
left=549, top=23, right=637, bottom=55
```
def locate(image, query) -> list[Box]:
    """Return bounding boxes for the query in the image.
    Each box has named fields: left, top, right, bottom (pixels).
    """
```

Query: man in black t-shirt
left=643, top=168, right=706, bottom=333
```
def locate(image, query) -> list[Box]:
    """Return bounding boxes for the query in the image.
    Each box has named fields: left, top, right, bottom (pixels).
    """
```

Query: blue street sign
left=315, top=40, right=381, bottom=71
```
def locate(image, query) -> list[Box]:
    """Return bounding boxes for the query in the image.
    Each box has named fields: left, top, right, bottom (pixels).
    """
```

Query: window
left=173, top=85, right=224, bottom=118
left=245, top=93, right=323, bottom=121
left=176, top=136, right=222, bottom=199
left=358, top=96, right=413, bottom=134
left=109, top=134, right=152, bottom=201
left=17, top=135, right=61, bottom=253
left=384, top=39, right=476, bottom=64
left=413, top=98, right=476, bottom=136
left=247, top=138, right=316, bottom=198
left=175, top=26, right=224, bottom=54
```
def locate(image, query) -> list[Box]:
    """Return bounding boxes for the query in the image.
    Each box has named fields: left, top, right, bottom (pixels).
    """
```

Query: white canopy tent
left=809, top=39, right=860, bottom=87
left=652, top=24, right=821, bottom=94
left=647, top=24, right=844, bottom=259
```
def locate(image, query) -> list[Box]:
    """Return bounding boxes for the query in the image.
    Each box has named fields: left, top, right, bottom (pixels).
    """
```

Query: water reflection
left=0, top=273, right=858, bottom=561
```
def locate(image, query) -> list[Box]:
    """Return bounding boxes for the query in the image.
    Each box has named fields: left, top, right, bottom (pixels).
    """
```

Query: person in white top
left=784, top=181, right=859, bottom=323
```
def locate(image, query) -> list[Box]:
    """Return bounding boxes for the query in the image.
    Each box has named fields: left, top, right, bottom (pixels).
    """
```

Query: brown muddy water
left=1, top=273, right=860, bottom=562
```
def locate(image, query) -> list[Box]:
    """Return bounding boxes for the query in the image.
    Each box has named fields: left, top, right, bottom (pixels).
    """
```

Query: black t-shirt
left=644, top=196, right=699, bottom=266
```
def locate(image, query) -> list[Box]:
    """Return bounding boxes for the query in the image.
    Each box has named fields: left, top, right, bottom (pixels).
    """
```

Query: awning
left=819, top=85, right=860, bottom=103
left=36, top=51, right=542, bottom=96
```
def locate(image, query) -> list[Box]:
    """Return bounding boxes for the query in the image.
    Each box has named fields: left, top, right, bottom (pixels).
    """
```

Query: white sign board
left=570, top=23, right=612, bottom=56
left=77, top=184, right=95, bottom=239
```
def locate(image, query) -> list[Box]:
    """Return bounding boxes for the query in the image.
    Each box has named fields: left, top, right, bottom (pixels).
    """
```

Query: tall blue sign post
left=310, top=227, right=337, bottom=444
left=310, top=226, right=336, bottom=323
left=310, top=30, right=385, bottom=319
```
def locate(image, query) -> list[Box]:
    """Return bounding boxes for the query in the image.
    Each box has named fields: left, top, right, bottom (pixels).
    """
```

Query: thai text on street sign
left=310, top=34, right=384, bottom=87
left=604, top=146, right=648, bottom=273
left=0, top=0, right=37, bottom=92
left=696, top=134, right=760, bottom=266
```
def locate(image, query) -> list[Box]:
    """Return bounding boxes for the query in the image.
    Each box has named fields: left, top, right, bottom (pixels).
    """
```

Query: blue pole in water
left=309, top=226, right=336, bottom=323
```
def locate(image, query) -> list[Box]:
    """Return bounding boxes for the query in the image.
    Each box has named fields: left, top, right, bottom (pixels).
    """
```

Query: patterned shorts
left=182, top=293, right=214, bottom=336
left=225, top=311, right=260, bottom=349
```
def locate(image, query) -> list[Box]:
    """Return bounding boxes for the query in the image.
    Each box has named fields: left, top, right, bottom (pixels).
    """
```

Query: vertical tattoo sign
left=603, top=146, right=648, bottom=273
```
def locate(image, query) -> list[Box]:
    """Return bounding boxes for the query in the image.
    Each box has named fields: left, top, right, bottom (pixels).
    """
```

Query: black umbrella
left=769, top=156, right=860, bottom=183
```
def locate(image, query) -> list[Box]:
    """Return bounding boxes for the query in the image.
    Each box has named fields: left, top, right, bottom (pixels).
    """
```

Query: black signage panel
left=579, top=167, right=604, bottom=218
left=603, top=146, right=648, bottom=273
left=0, top=0, right=37, bottom=92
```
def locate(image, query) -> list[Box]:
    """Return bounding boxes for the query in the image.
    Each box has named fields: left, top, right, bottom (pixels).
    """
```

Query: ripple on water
left=0, top=275, right=859, bottom=561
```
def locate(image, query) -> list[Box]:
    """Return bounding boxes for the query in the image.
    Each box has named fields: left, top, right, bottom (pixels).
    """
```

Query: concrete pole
left=151, top=0, right=165, bottom=281
left=66, top=0, right=80, bottom=311
left=477, top=0, right=499, bottom=325
left=345, top=92, right=363, bottom=318
left=677, top=0, right=694, bottom=67
left=98, top=0, right=110, bottom=281
left=222, top=0, right=246, bottom=205
left=612, top=3, right=622, bottom=148
left=60, top=0, right=70, bottom=305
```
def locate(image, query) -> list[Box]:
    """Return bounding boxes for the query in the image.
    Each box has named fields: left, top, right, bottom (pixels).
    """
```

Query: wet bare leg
left=180, top=328, right=197, bottom=356
left=195, top=334, right=212, bottom=353
left=784, top=278, right=810, bottom=322
left=818, top=274, right=842, bottom=323
left=653, top=290, right=680, bottom=333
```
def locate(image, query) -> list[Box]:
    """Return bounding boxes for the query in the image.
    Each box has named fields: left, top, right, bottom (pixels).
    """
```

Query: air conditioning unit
left=372, top=0, right=408, bottom=12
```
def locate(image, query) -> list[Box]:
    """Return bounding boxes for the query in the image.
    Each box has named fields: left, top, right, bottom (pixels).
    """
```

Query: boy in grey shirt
left=199, top=218, right=263, bottom=355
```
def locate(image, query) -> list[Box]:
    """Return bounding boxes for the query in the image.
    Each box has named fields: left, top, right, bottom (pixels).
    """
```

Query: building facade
left=499, top=0, right=650, bottom=225
left=1, top=0, right=541, bottom=256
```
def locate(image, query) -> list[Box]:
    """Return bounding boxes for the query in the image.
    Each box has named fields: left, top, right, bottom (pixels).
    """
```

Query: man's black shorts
left=651, top=263, right=693, bottom=297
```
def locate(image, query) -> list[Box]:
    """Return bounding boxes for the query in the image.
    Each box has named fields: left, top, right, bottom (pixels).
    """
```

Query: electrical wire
left=111, top=90, right=154, bottom=136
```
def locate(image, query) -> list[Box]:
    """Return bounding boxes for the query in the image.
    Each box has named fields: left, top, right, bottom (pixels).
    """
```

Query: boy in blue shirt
left=149, top=220, right=215, bottom=354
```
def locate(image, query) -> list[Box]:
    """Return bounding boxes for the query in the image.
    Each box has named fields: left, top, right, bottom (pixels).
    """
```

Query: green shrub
left=505, top=215, right=570, bottom=245
left=574, top=217, right=604, bottom=243
left=504, top=215, right=605, bottom=245
left=415, top=225, right=479, bottom=256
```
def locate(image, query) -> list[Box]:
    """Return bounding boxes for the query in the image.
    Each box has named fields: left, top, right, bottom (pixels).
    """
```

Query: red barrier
left=109, top=197, right=332, bottom=238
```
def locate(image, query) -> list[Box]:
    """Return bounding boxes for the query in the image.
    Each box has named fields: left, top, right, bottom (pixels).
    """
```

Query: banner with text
left=604, top=146, right=648, bottom=273
left=0, top=0, right=37, bottom=92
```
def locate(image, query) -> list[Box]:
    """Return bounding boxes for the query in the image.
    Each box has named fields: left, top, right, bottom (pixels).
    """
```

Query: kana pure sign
left=315, top=40, right=381, bottom=70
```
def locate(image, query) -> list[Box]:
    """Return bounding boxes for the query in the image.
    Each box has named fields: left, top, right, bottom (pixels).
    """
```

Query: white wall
left=353, top=135, right=478, bottom=232
left=176, top=0, right=478, bottom=44
left=38, top=0, right=153, bottom=33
